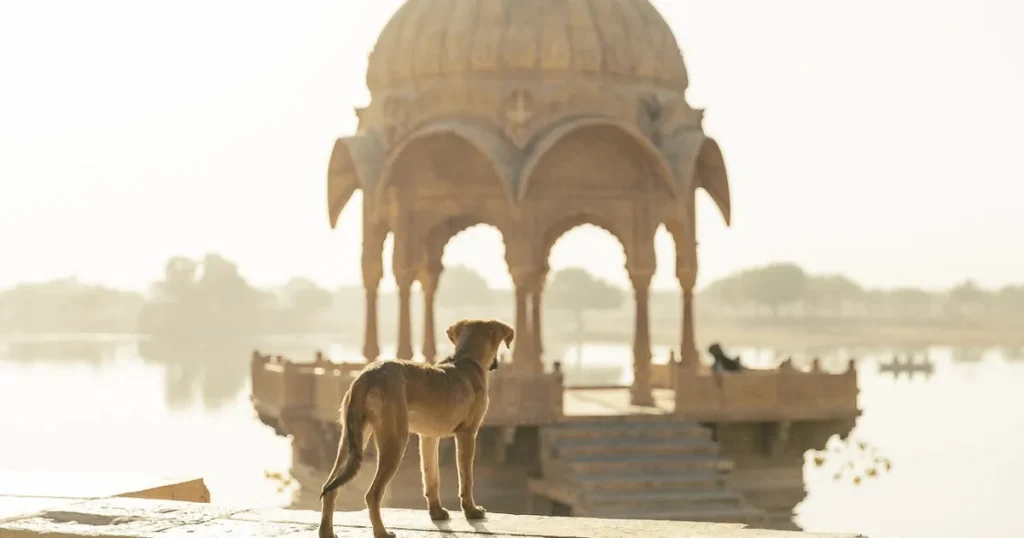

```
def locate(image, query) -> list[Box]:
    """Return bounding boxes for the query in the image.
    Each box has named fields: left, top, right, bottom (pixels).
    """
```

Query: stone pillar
left=395, top=271, right=415, bottom=361
left=513, top=284, right=534, bottom=368
left=362, top=266, right=382, bottom=362
left=629, top=270, right=655, bottom=406
left=678, top=249, right=699, bottom=372
left=419, top=264, right=442, bottom=363
left=530, top=278, right=545, bottom=360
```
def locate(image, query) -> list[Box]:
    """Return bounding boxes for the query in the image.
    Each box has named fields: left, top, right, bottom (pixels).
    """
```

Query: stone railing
left=651, top=361, right=675, bottom=390
left=484, top=364, right=564, bottom=426
left=251, top=351, right=564, bottom=429
left=673, top=360, right=860, bottom=421
left=0, top=497, right=868, bottom=537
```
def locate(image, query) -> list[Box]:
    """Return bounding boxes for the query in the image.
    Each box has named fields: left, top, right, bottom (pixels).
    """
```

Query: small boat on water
left=878, top=355, right=935, bottom=378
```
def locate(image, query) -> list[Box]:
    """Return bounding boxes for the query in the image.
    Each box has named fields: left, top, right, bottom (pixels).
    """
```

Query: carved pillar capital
left=417, top=263, right=443, bottom=295
left=361, top=257, right=384, bottom=286
left=677, top=264, right=697, bottom=292
left=627, top=268, right=654, bottom=293
left=510, top=266, right=545, bottom=292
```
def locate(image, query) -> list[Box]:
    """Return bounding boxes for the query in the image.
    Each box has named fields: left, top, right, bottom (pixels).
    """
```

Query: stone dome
left=366, top=0, right=688, bottom=93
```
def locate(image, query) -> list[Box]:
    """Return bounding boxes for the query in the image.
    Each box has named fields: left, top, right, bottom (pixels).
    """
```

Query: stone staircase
left=533, top=416, right=766, bottom=525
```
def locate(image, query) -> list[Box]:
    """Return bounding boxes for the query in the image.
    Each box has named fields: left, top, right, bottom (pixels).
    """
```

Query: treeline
left=0, top=254, right=337, bottom=337
left=1, top=256, right=1021, bottom=337
left=697, top=262, right=1024, bottom=321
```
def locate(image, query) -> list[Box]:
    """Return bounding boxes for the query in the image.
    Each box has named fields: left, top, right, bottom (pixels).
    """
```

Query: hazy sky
left=1, top=0, right=1021, bottom=294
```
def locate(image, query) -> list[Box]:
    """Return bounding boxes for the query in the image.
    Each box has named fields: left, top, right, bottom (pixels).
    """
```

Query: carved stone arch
left=327, top=134, right=387, bottom=229
left=537, top=211, right=631, bottom=269
left=374, top=119, right=522, bottom=213
left=518, top=116, right=678, bottom=201
left=422, top=213, right=511, bottom=268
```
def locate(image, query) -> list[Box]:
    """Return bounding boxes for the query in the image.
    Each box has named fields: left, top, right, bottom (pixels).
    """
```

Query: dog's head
left=446, top=318, right=514, bottom=371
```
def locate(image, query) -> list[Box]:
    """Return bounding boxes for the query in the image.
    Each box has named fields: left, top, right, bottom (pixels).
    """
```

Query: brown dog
left=318, top=318, right=514, bottom=538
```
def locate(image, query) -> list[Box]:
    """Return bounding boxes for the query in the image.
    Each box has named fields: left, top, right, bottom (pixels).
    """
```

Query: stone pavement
left=0, top=496, right=868, bottom=537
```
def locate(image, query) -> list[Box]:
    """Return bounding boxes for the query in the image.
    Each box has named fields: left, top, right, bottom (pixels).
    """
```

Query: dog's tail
left=319, top=376, right=370, bottom=499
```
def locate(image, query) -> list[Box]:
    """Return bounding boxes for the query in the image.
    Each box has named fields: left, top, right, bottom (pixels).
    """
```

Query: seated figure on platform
left=708, top=343, right=745, bottom=373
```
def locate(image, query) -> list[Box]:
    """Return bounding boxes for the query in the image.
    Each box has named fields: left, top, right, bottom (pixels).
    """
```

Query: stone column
left=513, top=284, right=534, bottom=368
left=530, top=271, right=546, bottom=360
left=419, top=264, right=442, bottom=363
left=678, top=249, right=699, bottom=372
left=629, top=270, right=655, bottom=406
left=362, top=265, right=382, bottom=362
left=395, top=270, right=415, bottom=361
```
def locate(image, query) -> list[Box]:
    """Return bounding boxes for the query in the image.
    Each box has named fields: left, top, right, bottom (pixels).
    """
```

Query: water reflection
left=950, top=345, right=986, bottom=362
left=2, top=339, right=1024, bottom=537
left=2, top=338, right=118, bottom=363
left=139, top=339, right=252, bottom=410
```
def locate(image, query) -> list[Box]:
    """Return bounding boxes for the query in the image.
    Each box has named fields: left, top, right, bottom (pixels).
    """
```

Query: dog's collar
left=442, top=353, right=487, bottom=373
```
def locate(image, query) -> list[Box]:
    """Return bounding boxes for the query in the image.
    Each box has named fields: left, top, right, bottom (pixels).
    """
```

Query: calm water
left=1, top=339, right=1022, bottom=538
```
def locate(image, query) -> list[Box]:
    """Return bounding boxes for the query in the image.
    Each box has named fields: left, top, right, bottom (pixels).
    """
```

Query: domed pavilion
left=326, top=0, right=731, bottom=406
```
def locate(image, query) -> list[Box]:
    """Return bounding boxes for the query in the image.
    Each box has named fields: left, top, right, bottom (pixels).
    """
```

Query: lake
left=1, top=338, right=1022, bottom=538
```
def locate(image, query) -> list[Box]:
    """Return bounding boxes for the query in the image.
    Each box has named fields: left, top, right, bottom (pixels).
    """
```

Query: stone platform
left=0, top=497, right=867, bottom=537
left=0, top=471, right=209, bottom=522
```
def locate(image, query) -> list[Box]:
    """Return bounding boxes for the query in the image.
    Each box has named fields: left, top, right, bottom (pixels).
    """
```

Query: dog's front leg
left=454, top=431, right=485, bottom=519
left=419, top=435, right=449, bottom=520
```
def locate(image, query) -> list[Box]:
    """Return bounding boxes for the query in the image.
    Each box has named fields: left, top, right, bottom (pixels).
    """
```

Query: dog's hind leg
left=319, top=391, right=354, bottom=538
left=455, top=430, right=486, bottom=520
left=419, top=435, right=448, bottom=520
left=365, top=408, right=408, bottom=538
left=319, top=421, right=371, bottom=538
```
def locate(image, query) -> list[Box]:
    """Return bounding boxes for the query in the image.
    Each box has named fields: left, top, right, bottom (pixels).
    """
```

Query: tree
left=546, top=267, right=625, bottom=335
left=140, top=253, right=271, bottom=337
left=195, top=253, right=266, bottom=312
left=996, top=285, right=1024, bottom=316
left=803, top=274, right=865, bottom=316
left=282, top=277, right=333, bottom=322
left=946, top=280, right=991, bottom=317
left=437, top=265, right=494, bottom=316
left=885, top=287, right=934, bottom=318
left=738, top=262, right=807, bottom=315
left=699, top=274, right=743, bottom=306
left=152, top=256, right=199, bottom=304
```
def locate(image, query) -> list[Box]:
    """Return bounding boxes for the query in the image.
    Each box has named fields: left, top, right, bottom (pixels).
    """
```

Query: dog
left=708, top=342, right=744, bottom=372
left=317, top=318, right=514, bottom=538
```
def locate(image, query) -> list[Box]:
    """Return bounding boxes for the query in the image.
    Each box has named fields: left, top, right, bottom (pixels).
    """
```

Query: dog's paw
left=429, top=506, right=450, bottom=521
left=463, top=505, right=486, bottom=520
left=372, top=531, right=396, bottom=538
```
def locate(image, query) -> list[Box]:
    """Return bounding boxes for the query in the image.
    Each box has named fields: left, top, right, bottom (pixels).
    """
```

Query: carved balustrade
left=673, top=360, right=860, bottom=421
left=250, top=352, right=565, bottom=431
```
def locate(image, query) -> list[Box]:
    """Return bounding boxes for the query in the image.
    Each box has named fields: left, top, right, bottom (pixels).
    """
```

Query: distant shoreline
left=2, top=318, right=1021, bottom=351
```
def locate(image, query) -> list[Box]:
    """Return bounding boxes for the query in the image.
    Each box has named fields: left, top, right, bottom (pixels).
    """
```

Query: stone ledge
left=0, top=497, right=867, bottom=537
left=0, top=471, right=209, bottom=503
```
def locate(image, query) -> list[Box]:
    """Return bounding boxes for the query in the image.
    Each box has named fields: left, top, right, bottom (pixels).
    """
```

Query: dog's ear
left=446, top=320, right=467, bottom=345
left=497, top=321, right=514, bottom=348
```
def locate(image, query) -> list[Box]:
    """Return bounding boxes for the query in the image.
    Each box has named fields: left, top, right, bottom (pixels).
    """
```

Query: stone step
left=583, top=488, right=747, bottom=513
left=576, top=505, right=766, bottom=524
left=543, top=421, right=712, bottom=443
left=567, top=454, right=733, bottom=475
left=573, top=470, right=727, bottom=494
left=549, top=437, right=719, bottom=459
